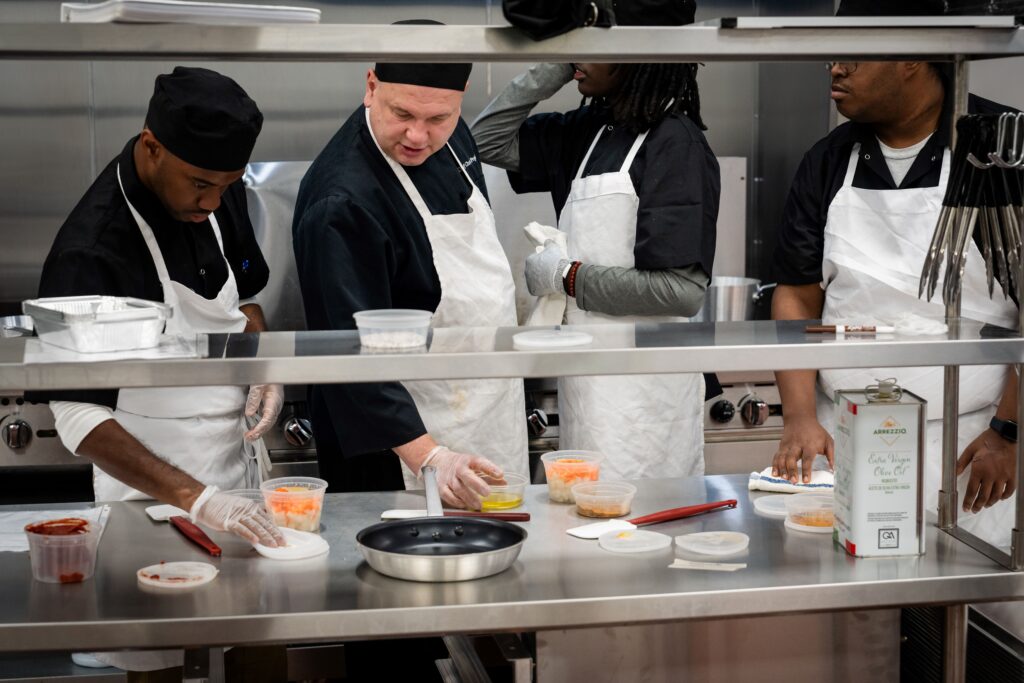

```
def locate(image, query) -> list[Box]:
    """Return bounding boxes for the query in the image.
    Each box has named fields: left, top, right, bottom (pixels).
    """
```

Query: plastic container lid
left=137, top=561, right=218, bottom=589
left=598, top=529, right=673, bottom=554
left=675, top=531, right=750, bottom=556
left=512, top=330, right=593, bottom=350
left=254, top=527, right=330, bottom=561
left=752, top=494, right=789, bottom=519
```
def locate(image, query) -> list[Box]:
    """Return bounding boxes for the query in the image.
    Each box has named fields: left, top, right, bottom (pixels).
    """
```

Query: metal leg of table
left=942, top=604, right=968, bottom=683
left=493, top=633, right=534, bottom=683
left=182, top=647, right=224, bottom=683
left=441, top=635, right=492, bottom=683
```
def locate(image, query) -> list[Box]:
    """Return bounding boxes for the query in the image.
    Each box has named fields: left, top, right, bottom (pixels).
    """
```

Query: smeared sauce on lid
left=25, top=518, right=90, bottom=536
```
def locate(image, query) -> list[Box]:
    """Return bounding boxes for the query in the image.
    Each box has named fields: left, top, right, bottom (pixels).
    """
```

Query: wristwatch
left=989, top=416, right=1018, bottom=443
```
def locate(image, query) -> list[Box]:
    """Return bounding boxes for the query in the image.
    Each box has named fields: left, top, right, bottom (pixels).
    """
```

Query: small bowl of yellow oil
left=480, top=472, right=529, bottom=511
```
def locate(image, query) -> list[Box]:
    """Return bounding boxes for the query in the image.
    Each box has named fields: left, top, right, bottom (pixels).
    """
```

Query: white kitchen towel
left=748, top=457, right=834, bottom=493
left=522, top=221, right=568, bottom=326
left=0, top=505, right=110, bottom=552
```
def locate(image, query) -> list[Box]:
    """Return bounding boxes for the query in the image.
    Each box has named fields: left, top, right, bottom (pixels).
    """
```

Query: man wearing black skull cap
left=770, top=0, right=1019, bottom=552
left=33, top=67, right=287, bottom=675
left=293, top=20, right=528, bottom=508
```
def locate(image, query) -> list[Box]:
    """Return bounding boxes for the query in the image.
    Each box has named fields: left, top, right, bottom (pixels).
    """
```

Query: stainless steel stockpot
left=693, top=276, right=776, bottom=322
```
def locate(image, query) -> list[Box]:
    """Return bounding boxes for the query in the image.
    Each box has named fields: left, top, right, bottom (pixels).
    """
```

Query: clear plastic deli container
left=480, top=472, right=529, bottom=511
left=261, top=477, right=328, bottom=532
left=784, top=493, right=835, bottom=532
left=23, top=296, right=171, bottom=353
left=571, top=481, right=637, bottom=518
left=352, top=309, right=431, bottom=349
left=541, top=451, right=604, bottom=503
left=24, top=518, right=101, bottom=584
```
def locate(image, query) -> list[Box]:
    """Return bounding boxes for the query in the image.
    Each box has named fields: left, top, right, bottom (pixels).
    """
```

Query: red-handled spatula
left=567, top=499, right=737, bottom=539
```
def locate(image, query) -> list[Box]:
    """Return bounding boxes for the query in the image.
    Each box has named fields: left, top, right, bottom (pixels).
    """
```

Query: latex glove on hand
left=420, top=446, right=503, bottom=510
left=525, top=240, right=570, bottom=297
left=190, top=485, right=285, bottom=547
left=244, top=384, right=284, bottom=441
left=771, top=415, right=835, bottom=483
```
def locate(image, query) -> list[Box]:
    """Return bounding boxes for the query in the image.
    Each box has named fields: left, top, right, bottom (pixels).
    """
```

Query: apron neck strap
left=938, top=146, right=951, bottom=187
left=575, top=125, right=607, bottom=180
left=842, top=143, right=861, bottom=188
left=575, top=124, right=650, bottom=181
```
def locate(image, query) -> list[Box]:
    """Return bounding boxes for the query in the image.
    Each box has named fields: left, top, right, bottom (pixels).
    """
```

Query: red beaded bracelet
left=564, top=261, right=583, bottom=298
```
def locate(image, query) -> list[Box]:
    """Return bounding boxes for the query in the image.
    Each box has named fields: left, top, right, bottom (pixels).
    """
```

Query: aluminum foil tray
left=23, top=296, right=171, bottom=353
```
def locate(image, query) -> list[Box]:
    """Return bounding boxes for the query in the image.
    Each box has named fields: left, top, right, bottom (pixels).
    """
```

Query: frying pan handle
left=630, top=499, right=738, bottom=526
left=422, top=466, right=444, bottom=517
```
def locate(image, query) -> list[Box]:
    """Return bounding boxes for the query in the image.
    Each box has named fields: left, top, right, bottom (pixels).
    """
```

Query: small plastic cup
left=572, top=481, right=637, bottom=518
left=352, top=309, right=432, bottom=350
left=541, top=451, right=604, bottom=503
left=784, top=493, right=835, bottom=530
left=24, top=518, right=101, bottom=584
left=261, top=477, right=328, bottom=533
left=479, top=472, right=529, bottom=511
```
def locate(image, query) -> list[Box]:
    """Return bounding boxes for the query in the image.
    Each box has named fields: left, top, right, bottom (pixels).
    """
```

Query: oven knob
left=282, top=417, right=313, bottom=447
left=738, top=395, right=769, bottom=427
left=3, top=419, right=32, bottom=450
left=527, top=408, right=548, bottom=437
left=709, top=400, right=735, bottom=423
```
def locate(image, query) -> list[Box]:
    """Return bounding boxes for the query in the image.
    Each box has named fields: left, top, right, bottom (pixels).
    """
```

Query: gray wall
left=0, top=0, right=838, bottom=308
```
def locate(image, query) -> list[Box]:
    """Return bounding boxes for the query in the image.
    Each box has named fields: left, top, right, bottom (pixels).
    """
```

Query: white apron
left=557, top=125, right=705, bottom=480
left=818, top=144, right=1017, bottom=548
left=366, top=109, right=528, bottom=488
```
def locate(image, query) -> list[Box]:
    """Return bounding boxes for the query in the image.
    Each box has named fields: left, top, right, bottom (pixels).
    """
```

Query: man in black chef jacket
left=293, top=20, right=529, bottom=509
left=769, top=0, right=1019, bottom=548
left=32, top=67, right=284, bottom=546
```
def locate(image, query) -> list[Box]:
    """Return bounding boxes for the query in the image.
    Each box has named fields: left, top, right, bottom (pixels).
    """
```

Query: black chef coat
left=292, top=106, right=487, bottom=475
left=773, top=94, right=1014, bottom=286
left=29, top=136, right=268, bottom=408
left=510, top=104, right=719, bottom=276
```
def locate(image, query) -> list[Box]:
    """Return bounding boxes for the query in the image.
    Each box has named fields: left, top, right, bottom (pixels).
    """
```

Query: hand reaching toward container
left=957, top=428, right=1017, bottom=513
left=244, top=383, right=284, bottom=441
left=421, top=447, right=502, bottom=510
left=771, top=414, right=834, bottom=483
left=190, top=485, right=285, bottom=547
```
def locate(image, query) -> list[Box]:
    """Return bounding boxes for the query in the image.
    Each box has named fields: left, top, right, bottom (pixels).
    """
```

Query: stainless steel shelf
left=1, top=320, right=1020, bottom=390
left=1, top=22, right=1023, bottom=62
left=0, top=475, right=1019, bottom=652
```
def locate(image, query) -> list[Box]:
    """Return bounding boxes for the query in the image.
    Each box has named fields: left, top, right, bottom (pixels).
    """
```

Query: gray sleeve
left=469, top=63, right=575, bottom=172
left=574, top=263, right=710, bottom=318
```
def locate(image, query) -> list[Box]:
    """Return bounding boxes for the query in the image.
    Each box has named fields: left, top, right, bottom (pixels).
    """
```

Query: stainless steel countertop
left=0, top=475, right=1020, bottom=653
left=2, top=320, right=1021, bottom=390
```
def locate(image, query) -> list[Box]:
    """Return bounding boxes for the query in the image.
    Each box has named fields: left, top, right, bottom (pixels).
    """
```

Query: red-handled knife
left=627, top=499, right=738, bottom=527
left=169, top=516, right=222, bottom=557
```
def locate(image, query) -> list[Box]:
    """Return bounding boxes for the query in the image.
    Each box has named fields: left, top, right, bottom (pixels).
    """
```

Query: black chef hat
left=837, top=0, right=947, bottom=15
left=145, top=66, right=263, bottom=172
left=614, top=0, right=696, bottom=26
left=374, top=20, right=472, bottom=91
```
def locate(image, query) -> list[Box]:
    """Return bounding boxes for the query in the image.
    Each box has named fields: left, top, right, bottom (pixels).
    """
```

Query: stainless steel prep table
left=0, top=474, right=1020, bottom=658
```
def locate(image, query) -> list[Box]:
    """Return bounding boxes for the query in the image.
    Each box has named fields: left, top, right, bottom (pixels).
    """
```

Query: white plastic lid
left=598, top=529, right=672, bottom=554
left=137, top=561, right=218, bottom=589
left=784, top=517, right=834, bottom=534
left=513, top=330, right=593, bottom=350
left=752, top=495, right=789, bottom=519
left=675, top=531, right=750, bottom=556
left=254, top=527, right=329, bottom=561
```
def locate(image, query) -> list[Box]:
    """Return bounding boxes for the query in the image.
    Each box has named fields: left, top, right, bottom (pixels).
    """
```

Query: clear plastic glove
left=190, top=485, right=285, bottom=547
left=525, top=240, right=570, bottom=297
left=420, top=447, right=503, bottom=510
left=244, top=384, right=284, bottom=441
left=771, top=415, right=835, bottom=483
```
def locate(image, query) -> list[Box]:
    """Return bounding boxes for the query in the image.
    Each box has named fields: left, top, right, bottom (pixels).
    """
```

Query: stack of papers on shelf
left=61, top=0, right=321, bottom=25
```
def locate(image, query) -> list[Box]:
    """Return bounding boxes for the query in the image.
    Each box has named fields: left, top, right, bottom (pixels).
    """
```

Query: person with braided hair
left=471, top=2, right=719, bottom=480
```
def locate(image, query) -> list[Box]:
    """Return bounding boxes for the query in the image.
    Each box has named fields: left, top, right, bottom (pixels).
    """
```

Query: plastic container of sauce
left=541, top=451, right=603, bottom=503
left=480, top=472, right=528, bottom=511
left=571, top=482, right=637, bottom=518
left=261, top=477, right=328, bottom=532
left=784, top=493, right=835, bottom=532
left=24, top=518, right=101, bottom=584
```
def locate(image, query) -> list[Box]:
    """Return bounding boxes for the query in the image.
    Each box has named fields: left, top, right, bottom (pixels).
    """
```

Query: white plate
left=137, top=561, right=218, bottom=589
left=675, top=531, right=750, bottom=556
left=784, top=518, right=834, bottom=535
left=598, top=529, right=672, bottom=554
left=513, top=330, right=593, bottom=350
left=253, top=527, right=329, bottom=561
left=752, top=495, right=789, bottom=519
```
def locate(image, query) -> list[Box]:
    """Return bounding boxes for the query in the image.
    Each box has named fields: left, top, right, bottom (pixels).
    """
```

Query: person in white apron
left=35, top=67, right=285, bottom=677
left=292, top=43, right=527, bottom=514
left=770, top=48, right=1019, bottom=551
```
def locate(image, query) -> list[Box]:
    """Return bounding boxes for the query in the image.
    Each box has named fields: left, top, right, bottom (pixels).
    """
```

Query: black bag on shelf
left=502, top=0, right=697, bottom=41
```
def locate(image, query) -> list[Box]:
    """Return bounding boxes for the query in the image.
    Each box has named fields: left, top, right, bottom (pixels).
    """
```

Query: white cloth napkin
left=748, top=457, right=834, bottom=494
left=0, top=505, right=110, bottom=552
left=522, top=222, right=568, bottom=326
